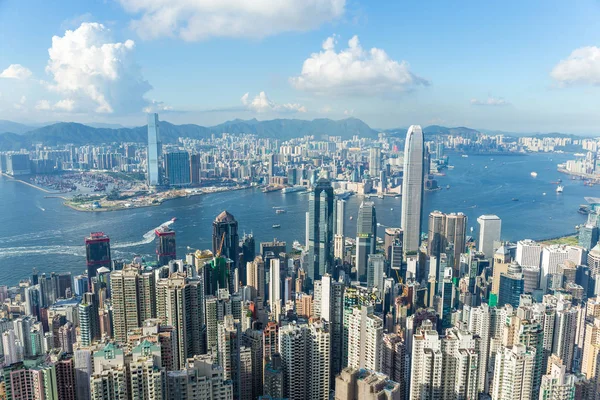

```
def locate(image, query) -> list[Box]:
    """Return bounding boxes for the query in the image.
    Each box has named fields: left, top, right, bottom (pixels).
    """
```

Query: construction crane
left=216, top=232, right=226, bottom=257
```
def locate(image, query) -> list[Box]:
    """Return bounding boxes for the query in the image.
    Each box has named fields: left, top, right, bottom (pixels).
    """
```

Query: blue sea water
left=0, top=152, right=596, bottom=285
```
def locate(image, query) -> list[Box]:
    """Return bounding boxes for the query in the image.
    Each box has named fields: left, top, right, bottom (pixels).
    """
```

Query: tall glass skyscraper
left=401, top=125, right=424, bottom=255
left=356, top=201, right=377, bottom=282
left=165, top=151, right=191, bottom=186
left=307, top=178, right=334, bottom=286
left=147, top=113, right=161, bottom=186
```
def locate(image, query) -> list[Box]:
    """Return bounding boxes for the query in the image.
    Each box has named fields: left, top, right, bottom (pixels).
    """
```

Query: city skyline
left=0, top=1, right=600, bottom=133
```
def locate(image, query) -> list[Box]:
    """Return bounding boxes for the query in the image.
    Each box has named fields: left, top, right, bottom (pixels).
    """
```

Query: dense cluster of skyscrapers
left=4, top=123, right=600, bottom=400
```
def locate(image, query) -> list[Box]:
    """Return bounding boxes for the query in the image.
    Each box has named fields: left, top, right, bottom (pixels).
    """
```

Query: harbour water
left=0, top=152, right=594, bottom=285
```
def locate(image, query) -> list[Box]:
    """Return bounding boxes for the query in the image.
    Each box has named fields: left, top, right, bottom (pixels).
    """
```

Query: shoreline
left=0, top=173, right=254, bottom=213
left=557, top=167, right=600, bottom=182
left=62, top=185, right=254, bottom=213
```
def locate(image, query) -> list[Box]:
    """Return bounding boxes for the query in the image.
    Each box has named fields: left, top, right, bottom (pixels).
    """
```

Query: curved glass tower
left=401, top=125, right=424, bottom=256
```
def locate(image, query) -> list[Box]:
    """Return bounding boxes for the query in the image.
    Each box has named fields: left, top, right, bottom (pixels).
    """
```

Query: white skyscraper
left=467, top=303, right=492, bottom=393
left=369, top=146, right=382, bottom=178
left=477, top=215, right=502, bottom=259
left=492, top=344, right=535, bottom=400
left=147, top=113, right=161, bottom=186
left=540, top=358, right=577, bottom=400
left=401, top=125, right=424, bottom=255
left=347, top=305, right=383, bottom=371
left=552, top=300, right=579, bottom=372
left=516, top=239, right=543, bottom=267
left=336, top=199, right=346, bottom=236
left=540, top=245, right=570, bottom=291
left=269, top=258, right=281, bottom=320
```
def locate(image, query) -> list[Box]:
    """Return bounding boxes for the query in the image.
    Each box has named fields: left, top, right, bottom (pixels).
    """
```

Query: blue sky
left=1, top=0, right=599, bottom=133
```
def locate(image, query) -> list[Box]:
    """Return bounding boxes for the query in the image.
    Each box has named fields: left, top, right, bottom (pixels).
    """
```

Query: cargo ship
left=282, top=185, right=306, bottom=194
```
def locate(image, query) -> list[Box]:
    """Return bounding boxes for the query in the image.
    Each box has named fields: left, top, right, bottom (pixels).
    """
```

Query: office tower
left=541, top=245, right=571, bottom=291
left=260, top=239, right=286, bottom=259
left=85, top=232, right=111, bottom=288
left=213, top=210, right=240, bottom=272
left=156, top=273, right=205, bottom=369
left=356, top=201, right=377, bottom=281
left=498, top=262, right=525, bottom=308
left=477, top=215, right=501, bottom=259
left=264, top=353, right=284, bottom=399
left=147, top=113, right=161, bottom=186
left=521, top=265, right=540, bottom=294
left=190, top=153, right=201, bottom=184
left=165, top=151, right=191, bottom=186
left=247, top=255, right=265, bottom=301
left=155, top=226, right=176, bottom=266
left=78, top=292, right=99, bottom=346
left=492, top=344, right=535, bottom=400
left=110, top=267, right=142, bottom=342
left=410, top=325, right=481, bottom=400
left=401, top=125, right=425, bottom=255
left=305, top=211, right=310, bottom=249
left=381, top=333, right=410, bottom=398
left=242, top=329, right=264, bottom=400
left=440, top=267, right=455, bottom=329
left=279, top=321, right=331, bottom=400
left=307, top=178, right=335, bottom=286
left=334, top=234, right=345, bottom=260
left=553, top=300, right=579, bottom=372
left=516, top=239, right=542, bottom=268
left=336, top=199, right=346, bottom=236
left=369, top=146, right=382, bottom=177
left=367, top=254, right=385, bottom=295
left=74, top=349, right=92, bottom=400
left=347, top=305, right=383, bottom=371
left=427, top=210, right=446, bottom=259
left=445, top=212, right=467, bottom=271
left=318, top=274, right=344, bottom=376
left=335, top=368, right=401, bottom=400
left=166, top=354, right=233, bottom=399
left=13, top=317, right=33, bottom=358
left=269, top=258, right=281, bottom=320
left=240, top=233, right=256, bottom=285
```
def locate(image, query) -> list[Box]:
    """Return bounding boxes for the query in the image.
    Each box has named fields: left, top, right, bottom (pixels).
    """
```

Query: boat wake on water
left=112, top=220, right=174, bottom=249
left=0, top=220, right=175, bottom=258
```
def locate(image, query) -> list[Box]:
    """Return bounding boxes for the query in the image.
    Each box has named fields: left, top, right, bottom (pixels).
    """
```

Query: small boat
left=349, top=216, right=353, bottom=220
left=531, top=172, right=538, bottom=177
left=276, top=209, right=286, bottom=214
left=446, top=185, right=450, bottom=190
left=512, top=198, right=519, bottom=201
left=556, top=185, right=564, bottom=193
left=171, top=217, right=177, bottom=222
left=448, top=166, right=455, bottom=169
left=543, top=192, right=547, bottom=196
left=390, top=208, right=394, bottom=211
left=272, top=224, right=281, bottom=229
left=461, top=154, right=469, bottom=158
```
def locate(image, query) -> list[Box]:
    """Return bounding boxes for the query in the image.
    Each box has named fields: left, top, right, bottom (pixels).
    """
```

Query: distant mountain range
left=0, top=117, right=590, bottom=151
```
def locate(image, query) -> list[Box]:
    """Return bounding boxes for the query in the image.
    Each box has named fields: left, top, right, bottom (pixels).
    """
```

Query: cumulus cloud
left=290, top=35, right=428, bottom=95
left=241, top=92, right=306, bottom=113
left=551, top=46, right=600, bottom=86
left=470, top=97, right=510, bottom=106
left=143, top=100, right=173, bottom=113
left=13, top=96, right=27, bottom=110
left=45, top=22, right=152, bottom=114
left=35, top=100, right=52, bottom=111
left=118, top=0, right=345, bottom=41
left=0, top=64, right=32, bottom=80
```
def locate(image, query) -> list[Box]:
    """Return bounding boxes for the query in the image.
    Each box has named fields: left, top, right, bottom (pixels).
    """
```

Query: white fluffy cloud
left=551, top=46, right=600, bottom=86
left=118, top=0, right=345, bottom=41
left=45, top=22, right=152, bottom=113
left=470, top=97, right=510, bottom=106
left=35, top=100, right=51, bottom=111
left=241, top=92, right=306, bottom=113
left=290, top=35, right=428, bottom=95
left=0, top=64, right=32, bottom=80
